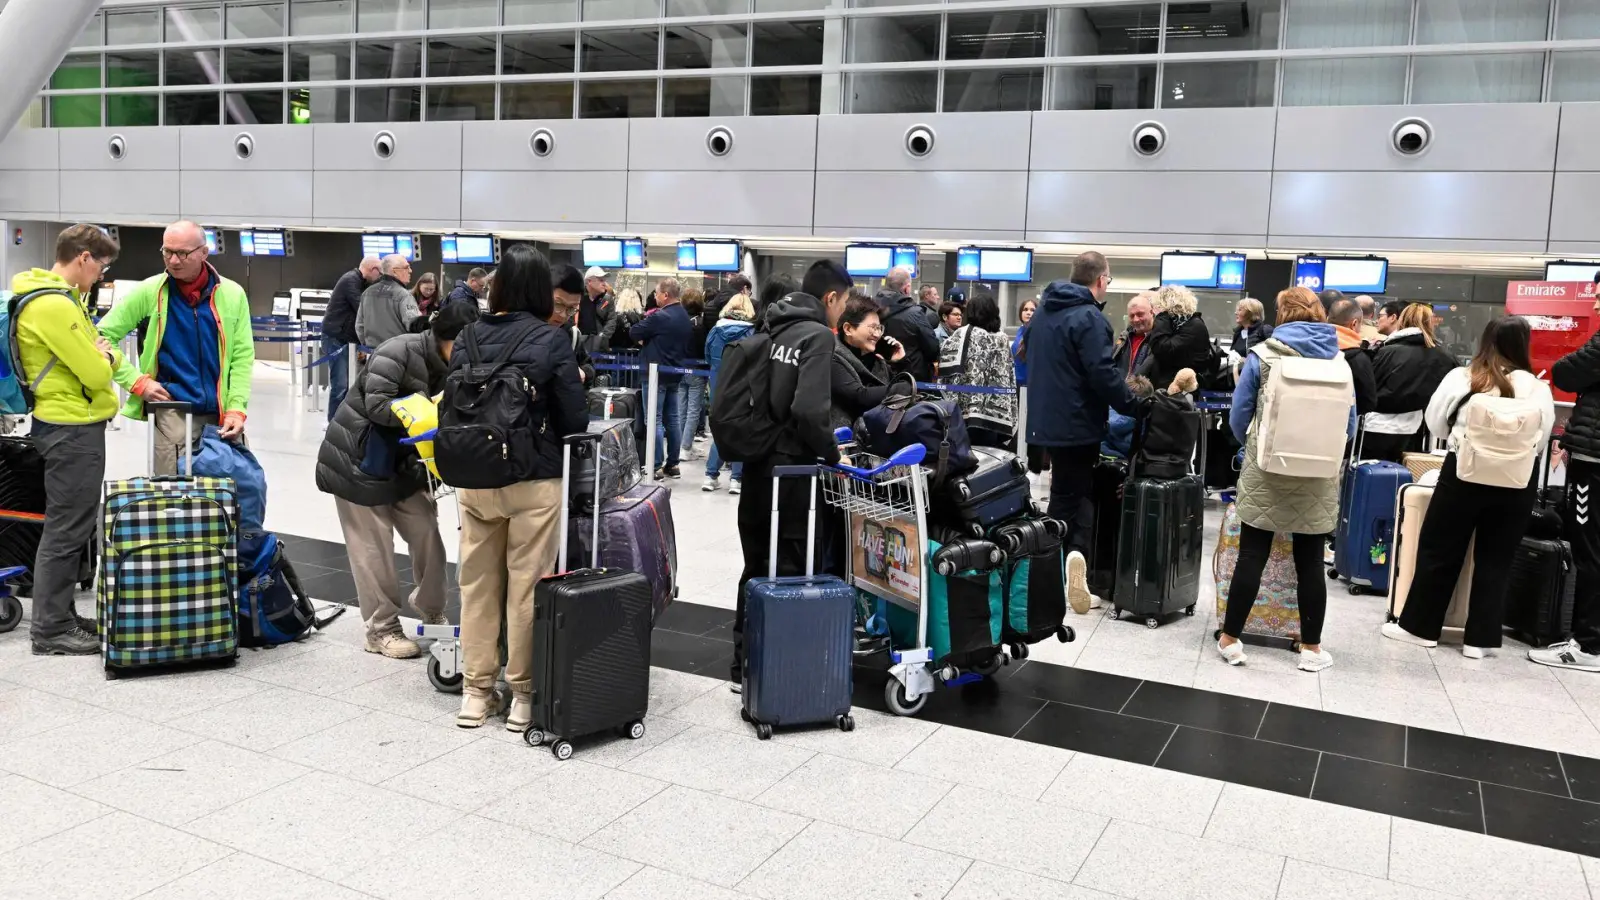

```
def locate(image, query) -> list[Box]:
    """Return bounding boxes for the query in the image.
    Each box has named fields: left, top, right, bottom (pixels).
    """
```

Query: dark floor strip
left=278, top=532, right=1600, bottom=859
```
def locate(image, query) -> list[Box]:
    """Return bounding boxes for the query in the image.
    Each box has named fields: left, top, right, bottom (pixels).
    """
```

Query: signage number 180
left=1296, top=274, right=1322, bottom=290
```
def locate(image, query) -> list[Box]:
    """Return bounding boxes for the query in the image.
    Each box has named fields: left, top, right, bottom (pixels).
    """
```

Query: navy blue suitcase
left=936, top=447, right=1030, bottom=535
left=1332, top=459, right=1410, bottom=595
left=741, top=465, right=855, bottom=739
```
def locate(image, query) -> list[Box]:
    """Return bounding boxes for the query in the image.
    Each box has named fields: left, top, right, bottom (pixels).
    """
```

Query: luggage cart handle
left=829, top=443, right=927, bottom=480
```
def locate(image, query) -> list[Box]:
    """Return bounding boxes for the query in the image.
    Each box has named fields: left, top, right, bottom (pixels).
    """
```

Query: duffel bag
left=855, top=374, right=977, bottom=485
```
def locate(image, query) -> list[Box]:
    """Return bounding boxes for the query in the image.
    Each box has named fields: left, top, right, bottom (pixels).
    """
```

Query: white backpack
left=1253, top=351, right=1354, bottom=479
left=1454, top=392, right=1542, bottom=489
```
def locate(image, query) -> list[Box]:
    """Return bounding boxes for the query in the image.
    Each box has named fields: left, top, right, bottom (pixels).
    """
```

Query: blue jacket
left=1024, top=281, right=1136, bottom=448
left=444, top=281, right=478, bottom=309
left=1011, top=325, right=1028, bottom=386
left=705, top=318, right=754, bottom=401
left=630, top=301, right=694, bottom=385
left=158, top=268, right=223, bottom=415
left=1102, top=410, right=1137, bottom=459
left=1230, top=321, right=1358, bottom=445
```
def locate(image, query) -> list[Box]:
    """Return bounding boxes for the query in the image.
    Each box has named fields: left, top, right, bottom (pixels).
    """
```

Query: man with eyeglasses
left=355, top=254, right=423, bottom=352
left=99, top=220, right=255, bottom=476
left=550, top=263, right=594, bottom=386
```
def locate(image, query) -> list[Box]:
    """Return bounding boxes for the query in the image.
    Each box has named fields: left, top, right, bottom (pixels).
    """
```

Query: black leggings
left=1221, top=523, right=1328, bottom=646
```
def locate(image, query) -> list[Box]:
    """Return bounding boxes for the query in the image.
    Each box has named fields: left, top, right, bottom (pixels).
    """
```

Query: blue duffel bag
left=855, top=374, right=978, bottom=485
left=193, top=425, right=268, bottom=531
left=237, top=531, right=343, bottom=647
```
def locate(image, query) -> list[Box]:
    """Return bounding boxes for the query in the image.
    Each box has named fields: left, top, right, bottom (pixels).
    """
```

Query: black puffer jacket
left=323, top=269, right=367, bottom=345
left=315, top=332, right=449, bottom=507
left=1371, top=328, right=1460, bottom=415
left=767, top=293, right=843, bottom=466
left=1230, top=321, right=1272, bottom=358
left=875, top=289, right=940, bottom=383
left=830, top=336, right=891, bottom=430
left=447, top=312, right=590, bottom=482
left=1555, top=329, right=1600, bottom=460
left=1146, top=311, right=1213, bottom=390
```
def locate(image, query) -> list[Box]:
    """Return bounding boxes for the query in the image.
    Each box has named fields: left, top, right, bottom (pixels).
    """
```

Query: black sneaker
left=74, top=612, right=97, bottom=636
left=32, top=627, right=99, bottom=656
left=662, top=466, right=682, bottom=479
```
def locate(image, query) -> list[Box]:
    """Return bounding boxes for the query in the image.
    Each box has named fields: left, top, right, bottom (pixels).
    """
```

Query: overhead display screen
left=892, top=245, right=918, bottom=275
left=979, top=248, right=1033, bottom=283
left=361, top=233, right=418, bottom=261
left=1160, top=252, right=1220, bottom=289
left=239, top=230, right=287, bottom=257
left=1217, top=253, right=1247, bottom=290
left=582, top=238, right=624, bottom=269
left=1547, top=261, right=1600, bottom=283
left=845, top=245, right=894, bottom=278
left=684, top=240, right=741, bottom=272
left=677, top=241, right=698, bottom=271
left=441, top=234, right=496, bottom=265
left=955, top=247, right=981, bottom=281
left=1294, top=255, right=1389, bottom=294
left=622, top=239, right=646, bottom=269
left=203, top=228, right=223, bottom=255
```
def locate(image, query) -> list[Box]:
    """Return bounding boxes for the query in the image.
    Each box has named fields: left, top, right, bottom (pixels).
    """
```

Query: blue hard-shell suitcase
left=742, top=465, right=855, bottom=739
left=1332, top=460, right=1411, bottom=595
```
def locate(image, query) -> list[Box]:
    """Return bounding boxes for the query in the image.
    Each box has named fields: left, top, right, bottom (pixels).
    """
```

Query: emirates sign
left=1507, top=281, right=1599, bottom=300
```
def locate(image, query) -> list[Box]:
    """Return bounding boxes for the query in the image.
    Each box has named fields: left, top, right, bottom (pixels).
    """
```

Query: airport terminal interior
left=7, top=0, right=1600, bottom=898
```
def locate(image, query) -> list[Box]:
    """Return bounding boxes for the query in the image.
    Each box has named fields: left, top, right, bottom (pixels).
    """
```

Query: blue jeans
left=678, top=375, right=707, bottom=452
left=645, top=381, right=682, bottom=469
left=705, top=443, right=742, bottom=481
left=322, top=334, right=349, bottom=423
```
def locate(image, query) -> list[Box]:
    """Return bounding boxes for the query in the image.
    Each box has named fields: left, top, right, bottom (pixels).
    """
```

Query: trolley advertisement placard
left=848, top=511, right=923, bottom=608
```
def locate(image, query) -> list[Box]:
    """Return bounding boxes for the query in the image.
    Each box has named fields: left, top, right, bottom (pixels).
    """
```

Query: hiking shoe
left=1065, top=551, right=1091, bottom=615
left=1298, top=648, right=1334, bottom=672
left=456, top=690, right=505, bottom=729
left=1217, top=639, right=1247, bottom=666
left=1381, top=622, right=1437, bottom=649
left=662, top=466, right=682, bottom=479
left=702, top=477, right=720, bottom=492
left=506, top=693, right=533, bottom=732
left=1529, top=639, right=1600, bottom=672
left=728, top=479, right=742, bottom=495
left=73, top=611, right=97, bottom=636
left=365, top=631, right=421, bottom=659
left=31, top=627, right=98, bottom=656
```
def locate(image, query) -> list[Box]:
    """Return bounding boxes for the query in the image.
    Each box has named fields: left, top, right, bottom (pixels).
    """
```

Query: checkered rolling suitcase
left=100, top=401, right=239, bottom=678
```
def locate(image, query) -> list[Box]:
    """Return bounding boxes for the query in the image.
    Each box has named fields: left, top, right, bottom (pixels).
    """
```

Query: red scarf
left=1126, top=332, right=1147, bottom=372
left=175, top=270, right=210, bottom=307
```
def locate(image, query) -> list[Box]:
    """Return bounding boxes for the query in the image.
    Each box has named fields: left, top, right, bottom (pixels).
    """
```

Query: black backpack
left=435, top=320, right=547, bottom=489
left=708, top=332, right=782, bottom=463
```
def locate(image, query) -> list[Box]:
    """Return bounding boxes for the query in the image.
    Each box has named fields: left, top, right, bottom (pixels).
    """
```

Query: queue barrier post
left=645, top=362, right=659, bottom=482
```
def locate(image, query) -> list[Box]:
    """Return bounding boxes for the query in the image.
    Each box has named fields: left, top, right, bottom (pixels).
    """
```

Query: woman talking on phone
left=831, top=289, right=904, bottom=430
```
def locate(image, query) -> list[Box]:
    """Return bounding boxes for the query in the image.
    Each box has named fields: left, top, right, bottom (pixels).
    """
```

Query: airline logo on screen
left=1508, top=281, right=1599, bottom=300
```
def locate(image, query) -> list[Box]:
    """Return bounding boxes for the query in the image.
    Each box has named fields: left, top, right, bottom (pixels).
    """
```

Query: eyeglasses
left=1103, top=274, right=1115, bottom=286
left=160, top=245, right=205, bottom=261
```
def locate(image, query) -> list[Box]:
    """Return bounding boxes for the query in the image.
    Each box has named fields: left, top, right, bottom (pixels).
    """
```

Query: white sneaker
left=701, top=477, right=720, bottom=493
left=1065, top=552, right=1091, bottom=615
left=506, top=693, right=532, bottom=732
left=1529, top=639, right=1600, bottom=672
left=1217, top=639, right=1248, bottom=666
left=728, top=479, right=742, bottom=496
left=1381, top=622, right=1437, bottom=648
left=1088, top=593, right=1105, bottom=610
left=1298, top=648, right=1334, bottom=672
left=1462, top=646, right=1489, bottom=660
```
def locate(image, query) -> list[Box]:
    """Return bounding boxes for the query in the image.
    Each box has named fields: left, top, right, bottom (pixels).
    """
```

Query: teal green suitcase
left=885, top=539, right=1005, bottom=672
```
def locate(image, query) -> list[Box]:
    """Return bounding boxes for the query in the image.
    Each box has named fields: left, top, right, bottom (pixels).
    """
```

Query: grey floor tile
left=1203, top=784, right=1391, bottom=879
left=620, top=725, right=813, bottom=801
left=0, top=710, right=201, bottom=788
left=753, top=751, right=952, bottom=839
left=328, top=669, right=463, bottom=722
left=1275, top=860, right=1457, bottom=900
left=0, top=773, right=110, bottom=854
left=73, top=739, right=309, bottom=827
left=1450, top=697, right=1600, bottom=759
left=1, top=652, right=127, bottom=702
left=1191, top=662, right=1323, bottom=710
left=1074, top=644, right=1201, bottom=688
left=137, top=852, right=376, bottom=900
left=185, top=771, right=464, bottom=881
left=905, top=784, right=1107, bottom=884
left=0, top=811, right=230, bottom=900
left=239, top=643, right=408, bottom=697
left=895, top=723, right=1074, bottom=801
left=740, top=820, right=971, bottom=900
left=1436, top=665, right=1575, bottom=713
left=1040, top=752, right=1224, bottom=838
left=169, top=686, right=368, bottom=752
left=656, top=684, right=753, bottom=733
left=477, top=760, right=669, bottom=843
left=1073, top=819, right=1285, bottom=900
left=268, top=710, right=479, bottom=785
left=1387, top=817, right=1589, bottom=900
left=646, top=666, right=726, bottom=717
left=582, top=785, right=809, bottom=888
left=769, top=707, right=941, bottom=768
left=1319, top=653, right=1447, bottom=697
left=85, top=669, right=269, bottom=723
left=571, top=714, right=694, bottom=768
left=945, top=862, right=1123, bottom=900
left=0, top=686, right=102, bottom=745
left=1320, top=682, right=1463, bottom=734
left=379, top=736, right=556, bottom=813
left=340, top=814, right=639, bottom=900
left=603, top=866, right=749, bottom=900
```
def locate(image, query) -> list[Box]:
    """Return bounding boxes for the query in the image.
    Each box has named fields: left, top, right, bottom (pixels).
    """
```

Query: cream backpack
left=1453, top=389, right=1542, bottom=489
left=1252, top=345, right=1354, bottom=479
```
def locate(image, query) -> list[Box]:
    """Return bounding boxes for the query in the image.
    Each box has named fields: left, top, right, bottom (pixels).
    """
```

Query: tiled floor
left=1, top=364, right=1597, bottom=898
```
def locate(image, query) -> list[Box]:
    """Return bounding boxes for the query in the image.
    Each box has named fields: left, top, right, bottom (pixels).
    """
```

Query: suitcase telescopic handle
left=144, top=400, right=194, bottom=477
left=769, top=465, right=820, bottom=580
left=559, top=432, right=606, bottom=573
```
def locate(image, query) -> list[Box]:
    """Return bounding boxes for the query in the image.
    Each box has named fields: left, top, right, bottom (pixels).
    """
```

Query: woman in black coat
left=1230, top=297, right=1273, bottom=358
left=1364, top=303, right=1460, bottom=462
left=1145, top=284, right=1214, bottom=390
left=830, top=291, right=904, bottom=430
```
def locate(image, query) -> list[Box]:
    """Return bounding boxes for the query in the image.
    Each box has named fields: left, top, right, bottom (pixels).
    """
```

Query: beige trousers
left=152, top=408, right=222, bottom=476
left=457, top=478, right=564, bottom=696
left=333, top=493, right=448, bottom=638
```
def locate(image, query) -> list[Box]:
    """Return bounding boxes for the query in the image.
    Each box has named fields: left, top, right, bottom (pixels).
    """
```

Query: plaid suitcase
left=99, top=402, right=239, bottom=677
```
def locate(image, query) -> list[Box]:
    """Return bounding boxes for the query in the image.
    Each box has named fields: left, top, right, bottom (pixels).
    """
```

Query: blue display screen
left=622, top=239, right=646, bottom=269
left=203, top=229, right=220, bottom=254
left=240, top=230, right=286, bottom=257
left=980, top=248, right=1032, bottom=283
left=956, top=247, right=981, bottom=281
left=693, top=241, right=741, bottom=272
left=1217, top=254, right=1247, bottom=290
left=1297, top=256, right=1388, bottom=294
left=1160, top=253, right=1220, bottom=289
left=361, top=233, right=418, bottom=261
left=892, top=245, right=918, bottom=276
left=442, top=235, right=495, bottom=264
left=677, top=241, right=697, bottom=270
left=845, top=245, right=894, bottom=277
left=582, top=238, right=625, bottom=269
left=1293, top=256, right=1326, bottom=291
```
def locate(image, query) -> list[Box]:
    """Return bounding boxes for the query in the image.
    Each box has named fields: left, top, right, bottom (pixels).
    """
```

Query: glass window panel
left=355, top=39, right=423, bottom=78
left=1411, top=53, right=1544, bottom=104
left=943, top=68, right=1042, bottom=111
left=663, top=75, right=746, bottom=115
left=1286, top=0, right=1411, bottom=49
left=1417, top=0, right=1548, bottom=44
left=946, top=11, right=1046, bottom=61
left=226, top=89, right=285, bottom=123
left=851, top=0, right=922, bottom=9
left=846, top=70, right=936, bottom=113
left=107, top=95, right=159, bottom=126
left=75, top=13, right=104, bottom=48
left=1048, top=63, right=1155, bottom=109
left=291, top=0, right=352, bottom=35
left=665, top=25, right=748, bottom=69
left=290, top=42, right=352, bottom=80
left=427, top=83, right=496, bottom=120
left=50, top=96, right=103, bottom=127
left=1051, top=4, right=1159, bottom=55
left=583, top=0, right=660, bottom=20
left=1167, top=0, right=1281, bottom=52
left=226, top=45, right=285, bottom=83
left=165, top=49, right=224, bottom=86
left=669, top=0, right=748, bottom=15
left=167, top=6, right=223, bottom=41
left=751, top=73, right=820, bottom=114
left=502, top=81, right=575, bottom=117
left=752, top=21, right=824, bottom=66
left=1281, top=56, right=1406, bottom=106
left=51, top=55, right=101, bottom=90
left=580, top=79, right=658, bottom=117
left=228, top=2, right=286, bottom=38
left=582, top=29, right=660, bottom=71
left=167, top=92, right=221, bottom=125
left=358, top=0, right=424, bottom=31
left=105, top=51, right=160, bottom=88
left=1552, top=52, right=1600, bottom=103
left=504, top=33, right=577, bottom=74
left=290, top=86, right=350, bottom=121
left=756, top=0, right=823, bottom=11
left=428, top=37, right=498, bottom=78
left=505, top=0, right=580, bottom=24
left=355, top=85, right=422, bottom=120
left=1160, top=59, right=1276, bottom=108
left=430, top=0, right=499, bottom=28
left=1558, top=3, right=1600, bottom=39
left=847, top=15, right=940, bottom=64
left=107, top=10, right=163, bottom=45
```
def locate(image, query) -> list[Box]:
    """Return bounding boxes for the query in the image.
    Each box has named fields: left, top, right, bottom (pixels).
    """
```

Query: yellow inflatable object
left=390, top=393, right=441, bottom=478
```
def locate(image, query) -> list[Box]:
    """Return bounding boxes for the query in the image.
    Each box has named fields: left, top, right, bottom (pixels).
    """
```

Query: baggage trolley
left=0, top=565, right=27, bottom=633
left=399, top=428, right=469, bottom=693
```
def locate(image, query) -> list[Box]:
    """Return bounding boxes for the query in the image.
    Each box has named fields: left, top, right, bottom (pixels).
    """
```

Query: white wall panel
left=0, top=171, right=58, bottom=219
left=816, top=112, right=1032, bottom=171
left=629, top=116, right=816, bottom=172
left=311, top=170, right=460, bottom=227
left=813, top=172, right=1027, bottom=239
left=461, top=120, right=628, bottom=171
left=180, top=125, right=314, bottom=171
left=630, top=171, right=814, bottom=233
left=1556, top=103, right=1600, bottom=172
left=1275, top=104, right=1559, bottom=171
left=1027, top=172, right=1271, bottom=244
left=60, top=170, right=180, bottom=222
left=59, top=126, right=180, bottom=172
left=1270, top=171, right=1553, bottom=249
left=1030, top=108, right=1277, bottom=172
left=312, top=122, right=463, bottom=171
left=0, top=129, right=59, bottom=170
left=461, top=170, right=626, bottom=232
left=180, top=171, right=315, bottom=225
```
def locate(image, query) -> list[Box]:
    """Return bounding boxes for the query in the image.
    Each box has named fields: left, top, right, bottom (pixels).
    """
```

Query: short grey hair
left=657, top=277, right=681, bottom=300
left=919, top=284, right=941, bottom=301
left=1237, top=297, right=1264, bottom=325
left=1356, top=295, right=1376, bottom=316
left=380, top=254, right=407, bottom=276
left=359, top=255, right=381, bottom=273
left=885, top=266, right=913, bottom=293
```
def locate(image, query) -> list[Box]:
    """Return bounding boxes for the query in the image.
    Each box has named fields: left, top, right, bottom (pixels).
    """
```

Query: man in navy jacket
left=1022, top=251, right=1138, bottom=615
left=631, top=277, right=693, bottom=478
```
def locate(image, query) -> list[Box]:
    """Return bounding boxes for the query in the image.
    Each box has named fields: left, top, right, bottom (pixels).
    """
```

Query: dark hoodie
left=875, top=288, right=940, bottom=382
left=766, top=292, right=842, bottom=466
left=1024, top=280, right=1136, bottom=448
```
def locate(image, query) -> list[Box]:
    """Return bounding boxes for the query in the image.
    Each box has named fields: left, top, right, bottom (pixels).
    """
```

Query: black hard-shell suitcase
left=587, top=387, right=640, bottom=421
left=1088, top=457, right=1127, bottom=594
left=1503, top=537, right=1575, bottom=647
left=523, top=434, right=654, bottom=761
left=1112, top=474, right=1204, bottom=627
left=936, top=447, right=1029, bottom=535
left=0, top=435, right=94, bottom=597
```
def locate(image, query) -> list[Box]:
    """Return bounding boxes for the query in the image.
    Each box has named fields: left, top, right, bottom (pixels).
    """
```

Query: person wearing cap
left=445, top=268, right=488, bottom=311
left=581, top=266, right=615, bottom=347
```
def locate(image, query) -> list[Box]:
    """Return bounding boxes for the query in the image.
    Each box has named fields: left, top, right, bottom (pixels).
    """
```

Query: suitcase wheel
left=1059, top=626, right=1076, bottom=643
left=1145, top=616, right=1160, bottom=630
left=755, top=723, right=774, bottom=740
left=837, top=714, right=855, bottom=732
left=971, top=653, right=1003, bottom=677
left=1007, top=641, right=1030, bottom=661
left=0, top=596, right=21, bottom=634
left=1327, top=568, right=1340, bottom=580
left=884, top=680, right=928, bottom=717
left=1348, top=584, right=1368, bottom=597
left=523, top=727, right=545, bottom=748
left=622, top=720, right=646, bottom=740
left=427, top=656, right=464, bottom=694
left=551, top=739, right=575, bottom=761
left=739, top=707, right=751, bottom=723
left=1184, top=605, right=1196, bottom=617
left=1110, top=609, right=1120, bottom=620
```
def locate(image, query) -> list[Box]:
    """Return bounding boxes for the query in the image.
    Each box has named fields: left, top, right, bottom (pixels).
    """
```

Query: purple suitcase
left=568, top=484, right=677, bottom=619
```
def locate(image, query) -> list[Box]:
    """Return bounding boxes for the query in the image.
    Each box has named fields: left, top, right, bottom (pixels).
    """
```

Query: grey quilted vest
left=1236, top=339, right=1345, bottom=535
